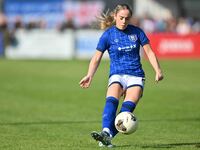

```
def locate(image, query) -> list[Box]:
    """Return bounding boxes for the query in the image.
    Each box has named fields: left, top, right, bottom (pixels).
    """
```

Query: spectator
left=155, top=18, right=167, bottom=32
left=0, top=13, right=11, bottom=49
left=191, top=18, right=200, bottom=33
left=140, top=13, right=156, bottom=33
left=176, top=17, right=191, bottom=35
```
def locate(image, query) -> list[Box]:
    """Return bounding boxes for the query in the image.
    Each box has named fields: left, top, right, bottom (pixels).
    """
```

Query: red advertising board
left=148, top=33, right=200, bottom=59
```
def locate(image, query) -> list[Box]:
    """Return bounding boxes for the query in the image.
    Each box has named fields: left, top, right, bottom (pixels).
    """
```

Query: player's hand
left=79, top=75, right=92, bottom=88
left=155, top=71, right=164, bottom=83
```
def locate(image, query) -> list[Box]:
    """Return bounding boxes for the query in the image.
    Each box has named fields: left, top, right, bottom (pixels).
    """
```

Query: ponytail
left=97, top=4, right=133, bottom=30
left=97, top=10, right=115, bottom=30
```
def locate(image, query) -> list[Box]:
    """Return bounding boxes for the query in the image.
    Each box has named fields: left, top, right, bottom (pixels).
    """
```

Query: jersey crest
left=128, top=34, right=137, bottom=42
left=114, top=39, right=119, bottom=43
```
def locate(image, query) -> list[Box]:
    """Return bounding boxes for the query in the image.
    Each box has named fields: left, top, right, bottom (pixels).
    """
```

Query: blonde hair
left=98, top=4, right=133, bottom=30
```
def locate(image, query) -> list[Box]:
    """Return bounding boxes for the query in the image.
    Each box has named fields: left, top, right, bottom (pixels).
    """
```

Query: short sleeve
left=96, top=31, right=109, bottom=53
left=138, top=29, right=149, bottom=46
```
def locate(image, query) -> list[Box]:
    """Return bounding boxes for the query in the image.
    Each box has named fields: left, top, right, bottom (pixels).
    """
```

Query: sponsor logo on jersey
left=118, top=44, right=136, bottom=52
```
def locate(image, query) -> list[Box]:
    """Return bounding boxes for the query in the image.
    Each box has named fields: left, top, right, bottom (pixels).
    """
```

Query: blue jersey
left=96, top=25, right=149, bottom=77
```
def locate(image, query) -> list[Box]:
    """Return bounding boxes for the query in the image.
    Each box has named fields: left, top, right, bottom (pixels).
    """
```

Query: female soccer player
left=79, top=4, right=163, bottom=147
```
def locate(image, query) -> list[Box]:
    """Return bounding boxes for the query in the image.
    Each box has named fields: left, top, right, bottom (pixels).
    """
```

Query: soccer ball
left=114, top=112, right=138, bottom=134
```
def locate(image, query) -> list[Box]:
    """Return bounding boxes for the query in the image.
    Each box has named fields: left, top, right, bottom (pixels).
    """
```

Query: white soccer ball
left=114, top=111, right=138, bottom=134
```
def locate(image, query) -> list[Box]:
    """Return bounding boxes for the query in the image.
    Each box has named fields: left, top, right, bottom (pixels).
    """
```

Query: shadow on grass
left=141, top=142, right=200, bottom=148
left=0, top=120, right=100, bottom=126
left=116, top=145, right=132, bottom=148
left=117, top=142, right=200, bottom=149
left=140, top=117, right=200, bottom=122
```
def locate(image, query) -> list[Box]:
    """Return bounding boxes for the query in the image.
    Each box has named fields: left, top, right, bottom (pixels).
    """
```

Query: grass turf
left=0, top=59, right=200, bottom=150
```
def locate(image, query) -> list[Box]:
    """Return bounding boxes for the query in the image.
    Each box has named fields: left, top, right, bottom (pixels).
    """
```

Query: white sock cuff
left=103, top=128, right=110, bottom=134
left=102, top=128, right=113, bottom=137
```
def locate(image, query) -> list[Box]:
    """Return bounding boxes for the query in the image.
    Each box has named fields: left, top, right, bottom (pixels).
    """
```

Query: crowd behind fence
left=0, top=11, right=200, bottom=52
left=1, top=12, right=200, bottom=33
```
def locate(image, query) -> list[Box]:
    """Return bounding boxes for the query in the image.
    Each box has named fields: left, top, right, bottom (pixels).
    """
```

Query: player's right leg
left=91, top=131, right=114, bottom=147
left=103, top=82, right=123, bottom=136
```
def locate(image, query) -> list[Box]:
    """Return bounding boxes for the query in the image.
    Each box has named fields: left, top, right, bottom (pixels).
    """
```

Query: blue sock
left=102, top=96, right=119, bottom=137
left=120, top=101, right=136, bottom=113
left=112, top=101, right=136, bottom=137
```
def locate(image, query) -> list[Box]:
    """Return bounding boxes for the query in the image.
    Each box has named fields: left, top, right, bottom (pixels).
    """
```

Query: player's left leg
left=124, top=86, right=143, bottom=104
left=112, top=86, right=143, bottom=137
left=122, top=75, right=145, bottom=111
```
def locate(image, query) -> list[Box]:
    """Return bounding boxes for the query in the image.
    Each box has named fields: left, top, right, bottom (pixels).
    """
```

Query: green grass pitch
left=0, top=59, right=200, bottom=150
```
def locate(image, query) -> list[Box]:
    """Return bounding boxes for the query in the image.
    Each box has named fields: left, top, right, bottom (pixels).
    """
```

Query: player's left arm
left=143, top=44, right=164, bottom=82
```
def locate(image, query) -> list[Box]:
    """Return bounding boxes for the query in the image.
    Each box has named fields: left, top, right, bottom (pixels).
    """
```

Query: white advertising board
left=6, top=29, right=75, bottom=59
left=75, top=30, right=109, bottom=59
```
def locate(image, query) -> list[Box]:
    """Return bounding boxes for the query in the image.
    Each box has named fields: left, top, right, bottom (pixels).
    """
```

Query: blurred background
left=0, top=1, right=200, bottom=149
left=0, top=0, right=199, bottom=60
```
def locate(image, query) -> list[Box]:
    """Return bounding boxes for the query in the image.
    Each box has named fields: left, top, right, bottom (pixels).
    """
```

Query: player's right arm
left=79, top=50, right=103, bottom=88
